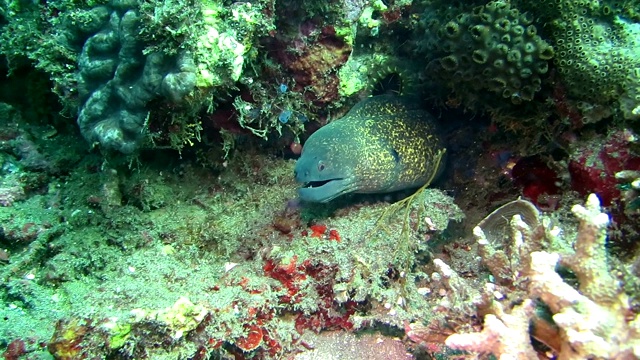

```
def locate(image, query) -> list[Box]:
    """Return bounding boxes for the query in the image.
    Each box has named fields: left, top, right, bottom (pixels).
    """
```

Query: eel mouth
left=302, top=178, right=343, bottom=189
left=298, top=178, right=353, bottom=203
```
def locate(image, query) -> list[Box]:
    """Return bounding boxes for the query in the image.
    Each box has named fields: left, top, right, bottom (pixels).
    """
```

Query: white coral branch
left=444, top=194, right=640, bottom=359
left=529, top=251, right=639, bottom=359
left=445, top=299, right=538, bottom=360
left=565, top=193, right=619, bottom=302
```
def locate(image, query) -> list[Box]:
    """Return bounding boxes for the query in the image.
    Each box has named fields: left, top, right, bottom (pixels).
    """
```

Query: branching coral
left=444, top=194, right=640, bottom=359
left=529, top=194, right=640, bottom=359
left=445, top=299, right=538, bottom=359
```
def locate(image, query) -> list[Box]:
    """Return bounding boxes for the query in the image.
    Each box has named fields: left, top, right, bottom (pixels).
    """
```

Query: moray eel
left=294, top=95, right=446, bottom=203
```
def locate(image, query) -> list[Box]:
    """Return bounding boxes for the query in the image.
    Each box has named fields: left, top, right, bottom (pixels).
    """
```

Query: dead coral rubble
left=443, top=194, right=640, bottom=359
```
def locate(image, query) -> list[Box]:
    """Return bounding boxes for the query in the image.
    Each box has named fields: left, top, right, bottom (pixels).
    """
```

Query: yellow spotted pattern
left=320, top=95, right=445, bottom=194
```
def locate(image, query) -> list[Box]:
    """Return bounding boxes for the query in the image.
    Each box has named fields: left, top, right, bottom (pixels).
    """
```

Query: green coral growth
left=137, top=0, right=201, bottom=56
left=194, top=0, right=275, bottom=88
left=515, top=0, right=640, bottom=108
left=428, top=0, right=553, bottom=107
left=105, top=321, right=131, bottom=350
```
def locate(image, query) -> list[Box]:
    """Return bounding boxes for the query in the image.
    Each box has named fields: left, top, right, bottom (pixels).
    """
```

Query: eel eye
left=317, top=161, right=325, bottom=172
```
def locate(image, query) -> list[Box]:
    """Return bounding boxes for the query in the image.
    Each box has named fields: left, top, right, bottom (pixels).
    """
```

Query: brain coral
left=76, top=3, right=197, bottom=153
left=432, top=0, right=554, bottom=107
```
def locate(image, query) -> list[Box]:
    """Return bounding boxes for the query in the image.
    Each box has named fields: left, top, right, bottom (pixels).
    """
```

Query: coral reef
left=338, top=52, right=398, bottom=98
left=439, top=194, right=640, bottom=359
left=510, top=155, right=562, bottom=210
left=74, top=0, right=279, bottom=153
left=229, top=80, right=310, bottom=141
left=1, top=0, right=277, bottom=154
left=2, top=0, right=640, bottom=359
left=0, top=0, right=79, bottom=106
left=446, top=299, right=539, bottom=358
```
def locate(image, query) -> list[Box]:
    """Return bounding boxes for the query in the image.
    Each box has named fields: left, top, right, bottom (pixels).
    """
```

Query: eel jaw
left=298, top=178, right=355, bottom=203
